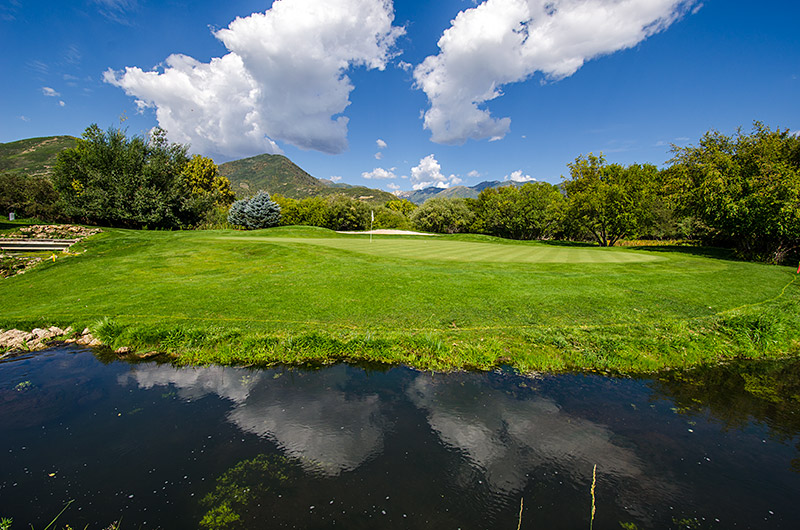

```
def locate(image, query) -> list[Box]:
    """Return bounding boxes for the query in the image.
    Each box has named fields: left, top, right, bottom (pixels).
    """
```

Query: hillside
left=399, top=180, right=522, bottom=204
left=220, top=153, right=395, bottom=204
left=0, top=136, right=77, bottom=176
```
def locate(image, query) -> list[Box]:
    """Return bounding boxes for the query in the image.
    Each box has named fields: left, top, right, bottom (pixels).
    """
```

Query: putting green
left=220, top=236, right=664, bottom=263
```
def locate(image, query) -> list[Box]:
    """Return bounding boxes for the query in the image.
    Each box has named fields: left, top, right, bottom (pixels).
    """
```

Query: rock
left=82, top=328, right=91, bottom=336
left=64, top=326, right=74, bottom=334
left=88, top=338, right=102, bottom=347
left=115, top=346, right=132, bottom=354
left=0, top=329, right=33, bottom=350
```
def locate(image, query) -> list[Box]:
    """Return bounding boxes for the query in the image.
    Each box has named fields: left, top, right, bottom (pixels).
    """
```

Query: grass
left=1, top=225, right=799, bottom=373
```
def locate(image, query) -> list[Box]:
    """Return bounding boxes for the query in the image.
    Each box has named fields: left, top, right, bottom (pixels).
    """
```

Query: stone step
left=0, top=239, right=78, bottom=251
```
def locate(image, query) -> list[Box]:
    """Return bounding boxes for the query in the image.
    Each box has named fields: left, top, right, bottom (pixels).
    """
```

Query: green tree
left=562, top=154, right=659, bottom=246
left=272, top=195, right=330, bottom=227
left=385, top=198, right=417, bottom=215
left=0, top=172, right=60, bottom=220
left=373, top=205, right=413, bottom=230
left=180, top=155, right=236, bottom=207
left=325, top=195, right=370, bottom=231
left=667, top=123, right=800, bottom=262
left=474, top=182, right=564, bottom=240
left=52, top=125, right=196, bottom=228
left=411, top=197, right=475, bottom=234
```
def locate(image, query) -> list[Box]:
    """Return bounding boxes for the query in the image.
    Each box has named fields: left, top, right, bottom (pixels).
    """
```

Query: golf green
left=220, top=236, right=665, bottom=263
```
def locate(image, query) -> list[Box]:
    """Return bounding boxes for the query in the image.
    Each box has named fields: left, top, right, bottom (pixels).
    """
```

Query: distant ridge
left=397, top=180, right=524, bottom=204
left=0, top=136, right=77, bottom=176
left=219, top=153, right=395, bottom=204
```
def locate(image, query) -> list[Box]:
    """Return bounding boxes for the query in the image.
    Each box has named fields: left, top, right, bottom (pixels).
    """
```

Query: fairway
left=3, top=226, right=799, bottom=372
left=221, top=236, right=664, bottom=263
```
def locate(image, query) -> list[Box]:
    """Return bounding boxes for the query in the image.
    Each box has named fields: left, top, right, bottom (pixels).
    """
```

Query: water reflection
left=5, top=348, right=800, bottom=529
left=407, top=374, right=647, bottom=490
left=120, top=364, right=385, bottom=476
left=651, top=358, right=800, bottom=472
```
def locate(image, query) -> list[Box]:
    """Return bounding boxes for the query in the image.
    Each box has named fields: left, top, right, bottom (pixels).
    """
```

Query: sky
left=1, top=0, right=798, bottom=192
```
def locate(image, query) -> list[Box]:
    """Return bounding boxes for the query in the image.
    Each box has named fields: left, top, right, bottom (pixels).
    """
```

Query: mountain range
left=1, top=135, right=521, bottom=204
left=397, top=180, right=524, bottom=204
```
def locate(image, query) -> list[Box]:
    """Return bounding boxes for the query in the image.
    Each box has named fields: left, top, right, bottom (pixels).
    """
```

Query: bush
left=227, top=191, right=281, bottom=229
left=325, top=195, right=370, bottom=231
left=411, top=197, right=475, bottom=234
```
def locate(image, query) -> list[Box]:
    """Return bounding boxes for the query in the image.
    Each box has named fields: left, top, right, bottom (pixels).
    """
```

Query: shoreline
left=3, top=314, right=799, bottom=375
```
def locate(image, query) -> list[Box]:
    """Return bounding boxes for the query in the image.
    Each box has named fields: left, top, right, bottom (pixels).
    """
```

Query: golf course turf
left=2, top=225, right=799, bottom=373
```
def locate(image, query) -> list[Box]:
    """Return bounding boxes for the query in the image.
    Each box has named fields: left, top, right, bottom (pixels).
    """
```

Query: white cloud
left=414, top=0, right=698, bottom=144
left=397, top=61, right=413, bottom=71
left=374, top=151, right=383, bottom=160
left=505, top=169, right=535, bottom=182
left=468, top=170, right=481, bottom=178
left=362, top=167, right=397, bottom=179
left=329, top=175, right=343, bottom=182
left=58, top=100, right=66, bottom=107
left=105, top=0, right=404, bottom=157
left=19, top=115, right=30, bottom=122
left=41, top=86, right=60, bottom=97
left=376, top=138, right=388, bottom=149
left=410, top=154, right=461, bottom=190
left=386, top=182, right=401, bottom=190
left=121, top=364, right=385, bottom=477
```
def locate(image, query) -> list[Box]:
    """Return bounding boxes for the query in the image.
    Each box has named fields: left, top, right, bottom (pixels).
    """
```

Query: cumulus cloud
left=467, top=170, right=481, bottom=178
left=505, top=169, right=535, bottom=182
left=362, top=167, right=397, bottom=180
left=120, top=364, right=386, bottom=476
left=105, top=0, right=404, bottom=157
left=407, top=373, right=675, bottom=510
left=42, top=86, right=60, bottom=97
left=58, top=100, right=66, bottom=107
left=374, top=152, right=383, bottom=160
left=414, top=0, right=698, bottom=144
left=410, top=154, right=462, bottom=190
left=387, top=182, right=401, bottom=190
left=328, top=175, right=343, bottom=182
left=376, top=138, right=388, bottom=149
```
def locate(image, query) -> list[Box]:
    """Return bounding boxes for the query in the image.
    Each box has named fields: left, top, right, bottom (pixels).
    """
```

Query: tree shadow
left=630, top=245, right=737, bottom=261
left=538, top=239, right=597, bottom=248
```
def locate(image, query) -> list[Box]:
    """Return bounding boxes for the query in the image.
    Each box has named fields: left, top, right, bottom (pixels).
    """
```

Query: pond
left=1, top=346, right=799, bottom=529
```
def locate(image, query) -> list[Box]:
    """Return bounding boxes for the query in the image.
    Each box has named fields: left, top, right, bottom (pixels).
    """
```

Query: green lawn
left=2, top=226, right=798, bottom=373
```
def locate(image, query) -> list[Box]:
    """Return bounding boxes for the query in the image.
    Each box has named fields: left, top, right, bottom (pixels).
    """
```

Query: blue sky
left=1, top=0, right=798, bottom=192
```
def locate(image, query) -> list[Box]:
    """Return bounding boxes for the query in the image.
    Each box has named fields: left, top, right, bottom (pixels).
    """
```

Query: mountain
left=398, top=180, right=523, bottom=204
left=0, top=136, right=77, bottom=176
left=219, top=153, right=396, bottom=204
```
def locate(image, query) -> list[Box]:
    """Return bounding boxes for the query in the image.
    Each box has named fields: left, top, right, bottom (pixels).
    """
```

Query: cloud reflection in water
left=119, top=364, right=385, bottom=476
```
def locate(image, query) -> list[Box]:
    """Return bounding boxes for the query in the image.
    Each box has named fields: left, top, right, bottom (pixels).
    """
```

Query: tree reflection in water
left=651, top=358, right=800, bottom=472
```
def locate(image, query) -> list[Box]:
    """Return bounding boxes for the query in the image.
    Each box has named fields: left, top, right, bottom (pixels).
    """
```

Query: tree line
left=2, top=122, right=797, bottom=263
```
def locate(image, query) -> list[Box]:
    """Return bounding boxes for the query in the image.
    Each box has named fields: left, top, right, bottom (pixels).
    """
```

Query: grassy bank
left=2, top=226, right=799, bottom=373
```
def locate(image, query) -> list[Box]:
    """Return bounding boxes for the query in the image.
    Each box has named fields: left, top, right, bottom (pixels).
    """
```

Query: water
left=1, top=346, right=799, bottom=529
